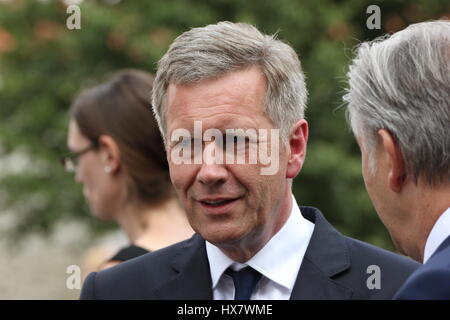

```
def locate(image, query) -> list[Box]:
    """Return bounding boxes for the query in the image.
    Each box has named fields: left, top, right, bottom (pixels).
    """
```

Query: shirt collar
left=206, top=194, right=315, bottom=290
left=423, top=207, right=450, bottom=263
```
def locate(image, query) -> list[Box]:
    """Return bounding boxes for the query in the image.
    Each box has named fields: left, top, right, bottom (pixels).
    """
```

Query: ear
left=286, top=119, right=308, bottom=179
left=98, top=135, right=121, bottom=174
left=378, top=129, right=406, bottom=193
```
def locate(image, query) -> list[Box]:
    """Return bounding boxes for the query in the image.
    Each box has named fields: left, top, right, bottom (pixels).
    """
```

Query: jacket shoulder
left=395, top=243, right=450, bottom=299
left=344, top=236, right=419, bottom=271
left=341, top=236, right=420, bottom=299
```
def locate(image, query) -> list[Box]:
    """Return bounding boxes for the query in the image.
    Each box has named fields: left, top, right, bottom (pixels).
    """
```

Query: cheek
left=79, top=160, right=105, bottom=202
left=80, top=160, right=99, bottom=185
left=362, top=169, right=378, bottom=208
left=360, top=149, right=368, bottom=175
left=361, top=164, right=388, bottom=223
left=232, top=164, right=282, bottom=205
left=76, top=161, right=90, bottom=185
left=88, top=175, right=116, bottom=220
left=361, top=153, right=374, bottom=191
left=169, top=164, right=196, bottom=196
left=361, top=151, right=380, bottom=196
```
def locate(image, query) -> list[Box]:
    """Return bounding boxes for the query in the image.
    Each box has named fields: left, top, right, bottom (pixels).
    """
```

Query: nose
left=196, top=142, right=229, bottom=186
left=196, top=162, right=229, bottom=186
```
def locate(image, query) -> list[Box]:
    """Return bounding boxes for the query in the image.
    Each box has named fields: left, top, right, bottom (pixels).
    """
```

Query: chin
left=89, top=203, right=113, bottom=221
left=200, top=228, right=234, bottom=245
left=202, top=225, right=251, bottom=247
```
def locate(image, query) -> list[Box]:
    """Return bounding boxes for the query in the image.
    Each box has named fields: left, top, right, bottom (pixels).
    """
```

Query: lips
left=201, top=198, right=237, bottom=206
left=197, top=196, right=243, bottom=215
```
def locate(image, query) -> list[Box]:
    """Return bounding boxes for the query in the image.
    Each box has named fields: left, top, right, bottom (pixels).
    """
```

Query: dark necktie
left=225, top=266, right=262, bottom=300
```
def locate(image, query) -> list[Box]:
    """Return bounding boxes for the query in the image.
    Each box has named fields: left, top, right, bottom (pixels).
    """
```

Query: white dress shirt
left=423, top=207, right=450, bottom=263
left=206, top=194, right=315, bottom=300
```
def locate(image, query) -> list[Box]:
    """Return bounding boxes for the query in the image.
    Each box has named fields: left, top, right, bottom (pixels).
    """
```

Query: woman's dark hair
left=70, top=69, right=172, bottom=204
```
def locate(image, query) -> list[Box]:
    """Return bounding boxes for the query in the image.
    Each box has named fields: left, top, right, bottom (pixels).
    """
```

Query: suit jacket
left=80, top=206, right=419, bottom=300
left=394, top=235, right=450, bottom=299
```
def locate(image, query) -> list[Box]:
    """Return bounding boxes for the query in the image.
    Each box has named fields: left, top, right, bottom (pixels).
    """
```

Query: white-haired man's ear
left=377, top=129, right=406, bottom=193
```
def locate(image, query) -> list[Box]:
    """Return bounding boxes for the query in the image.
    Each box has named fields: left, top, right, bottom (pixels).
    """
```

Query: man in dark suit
left=81, top=21, right=418, bottom=300
left=344, top=20, right=450, bottom=299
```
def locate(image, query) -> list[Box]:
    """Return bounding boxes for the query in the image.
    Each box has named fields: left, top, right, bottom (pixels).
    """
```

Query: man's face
left=165, top=66, right=291, bottom=248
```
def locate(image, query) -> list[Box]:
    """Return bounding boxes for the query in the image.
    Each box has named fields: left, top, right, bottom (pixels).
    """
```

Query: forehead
left=165, top=66, right=270, bottom=132
left=67, top=120, right=90, bottom=150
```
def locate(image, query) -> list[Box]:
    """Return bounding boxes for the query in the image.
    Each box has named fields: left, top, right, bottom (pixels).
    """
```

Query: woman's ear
left=98, top=135, right=121, bottom=174
left=286, top=119, right=308, bottom=179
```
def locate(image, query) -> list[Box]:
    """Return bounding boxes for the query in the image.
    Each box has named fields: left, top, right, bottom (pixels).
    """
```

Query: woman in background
left=62, top=69, right=193, bottom=270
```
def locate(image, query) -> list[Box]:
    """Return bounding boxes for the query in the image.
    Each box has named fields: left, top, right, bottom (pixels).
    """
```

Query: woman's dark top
left=109, top=245, right=149, bottom=262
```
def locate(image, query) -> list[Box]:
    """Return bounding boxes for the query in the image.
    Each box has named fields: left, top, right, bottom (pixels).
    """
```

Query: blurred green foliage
left=0, top=0, right=448, bottom=249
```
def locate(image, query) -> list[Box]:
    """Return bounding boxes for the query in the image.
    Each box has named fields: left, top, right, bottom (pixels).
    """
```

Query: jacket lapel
left=154, top=234, right=213, bottom=300
left=290, top=206, right=353, bottom=299
left=154, top=207, right=353, bottom=300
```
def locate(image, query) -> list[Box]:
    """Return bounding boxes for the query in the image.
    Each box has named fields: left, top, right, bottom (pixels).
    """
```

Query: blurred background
left=0, top=0, right=448, bottom=299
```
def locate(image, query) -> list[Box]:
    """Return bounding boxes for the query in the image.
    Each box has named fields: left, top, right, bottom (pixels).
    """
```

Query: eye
left=224, top=134, right=252, bottom=151
left=171, top=137, right=193, bottom=157
left=224, top=134, right=237, bottom=150
left=171, top=135, right=192, bottom=149
left=178, top=137, right=192, bottom=147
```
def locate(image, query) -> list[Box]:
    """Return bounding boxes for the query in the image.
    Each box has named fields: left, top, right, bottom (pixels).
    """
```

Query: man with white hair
left=344, top=20, right=450, bottom=299
left=80, top=21, right=418, bottom=300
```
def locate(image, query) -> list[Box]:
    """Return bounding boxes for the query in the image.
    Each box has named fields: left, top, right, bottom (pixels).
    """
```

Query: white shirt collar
left=206, top=194, right=315, bottom=291
left=423, top=207, right=450, bottom=263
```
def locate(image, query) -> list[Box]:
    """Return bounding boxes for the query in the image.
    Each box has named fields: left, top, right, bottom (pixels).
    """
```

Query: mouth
left=197, top=196, right=243, bottom=214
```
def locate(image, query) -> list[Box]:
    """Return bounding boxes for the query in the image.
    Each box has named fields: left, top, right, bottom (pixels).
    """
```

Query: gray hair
left=344, top=20, right=450, bottom=185
left=151, top=21, right=307, bottom=143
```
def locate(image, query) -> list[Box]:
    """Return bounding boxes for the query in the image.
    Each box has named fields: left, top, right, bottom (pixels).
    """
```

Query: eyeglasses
left=61, top=143, right=98, bottom=173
